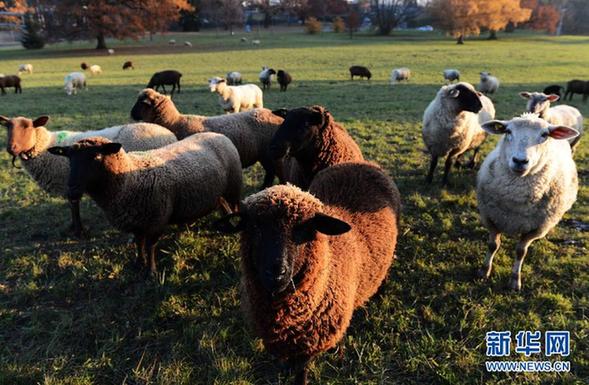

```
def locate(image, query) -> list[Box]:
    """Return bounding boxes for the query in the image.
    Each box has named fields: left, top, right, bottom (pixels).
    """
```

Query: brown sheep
left=80, top=62, right=88, bottom=70
left=277, top=69, right=292, bottom=92
left=131, top=88, right=283, bottom=188
left=349, top=65, right=371, bottom=80
left=215, top=161, right=400, bottom=385
left=270, top=105, right=364, bottom=189
left=122, top=61, right=134, bottom=70
left=0, top=75, right=22, bottom=94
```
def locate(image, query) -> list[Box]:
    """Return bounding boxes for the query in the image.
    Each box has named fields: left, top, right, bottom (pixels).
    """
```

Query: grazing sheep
left=390, top=67, right=411, bottom=85
left=252, top=39, right=261, bottom=45
left=184, top=41, right=192, bottom=47
left=18, top=64, right=33, bottom=74
left=349, top=65, right=371, bottom=80
left=240, top=37, right=248, bottom=43
left=0, top=115, right=177, bottom=237
left=519, top=91, right=584, bottom=151
left=208, top=76, right=263, bottom=113
left=131, top=88, right=283, bottom=187
left=146, top=70, right=182, bottom=95
left=215, top=162, right=400, bottom=385
left=88, top=64, right=102, bottom=75
left=276, top=70, right=292, bottom=92
left=478, top=72, right=499, bottom=94
left=168, top=39, right=176, bottom=45
left=563, top=79, right=589, bottom=102
left=422, top=82, right=496, bottom=185
left=123, top=61, right=134, bottom=70
left=64, top=72, right=86, bottom=96
left=226, top=71, right=243, bottom=85
left=80, top=62, right=89, bottom=70
left=443, top=69, right=460, bottom=83
left=49, top=133, right=242, bottom=274
left=270, top=105, right=364, bottom=190
left=0, top=75, right=22, bottom=95
left=543, top=84, right=563, bottom=98
left=259, top=66, right=276, bottom=90
left=476, top=114, right=579, bottom=290
left=107, top=48, right=115, bottom=55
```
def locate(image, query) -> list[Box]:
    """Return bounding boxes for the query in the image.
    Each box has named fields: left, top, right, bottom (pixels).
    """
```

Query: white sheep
left=226, top=71, right=242, bottom=85
left=107, top=48, right=115, bottom=55
left=0, top=115, right=177, bottom=236
left=390, top=67, right=411, bottom=85
left=184, top=41, right=192, bottom=47
left=443, top=69, right=460, bottom=83
left=259, top=66, right=276, bottom=90
left=168, top=39, right=176, bottom=45
left=18, top=64, right=33, bottom=74
left=476, top=113, right=579, bottom=290
left=422, top=82, right=495, bottom=185
left=519, top=91, right=584, bottom=151
left=64, top=72, right=86, bottom=95
left=478, top=72, right=499, bottom=94
left=240, top=37, right=248, bottom=43
left=252, top=39, right=261, bottom=45
left=208, top=76, right=263, bottom=113
left=89, top=64, right=102, bottom=75
left=48, top=133, right=242, bottom=274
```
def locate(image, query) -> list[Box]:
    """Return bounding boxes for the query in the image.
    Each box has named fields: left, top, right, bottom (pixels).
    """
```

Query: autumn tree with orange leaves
left=39, top=0, right=192, bottom=49
left=0, top=0, right=29, bottom=25
left=429, top=0, right=532, bottom=44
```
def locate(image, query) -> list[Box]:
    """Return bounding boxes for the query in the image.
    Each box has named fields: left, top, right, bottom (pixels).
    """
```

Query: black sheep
left=123, top=61, right=134, bottom=70
left=543, top=85, right=563, bottom=99
left=349, top=65, right=371, bottom=80
left=277, top=70, right=292, bottom=92
left=0, top=75, right=22, bottom=95
left=147, top=70, right=182, bottom=95
left=564, top=79, right=589, bottom=102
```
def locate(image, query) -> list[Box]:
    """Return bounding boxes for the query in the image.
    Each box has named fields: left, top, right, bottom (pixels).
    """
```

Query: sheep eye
left=541, top=132, right=549, bottom=138
left=505, top=129, right=512, bottom=135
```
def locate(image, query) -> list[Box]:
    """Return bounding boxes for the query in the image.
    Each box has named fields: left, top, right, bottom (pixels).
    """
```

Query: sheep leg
left=442, top=149, right=460, bottom=186
left=478, top=230, right=501, bottom=279
left=170, top=83, right=176, bottom=96
left=425, top=155, right=438, bottom=184
left=177, top=81, right=181, bottom=94
left=146, top=235, right=160, bottom=275
left=0, top=86, right=5, bottom=95
left=134, top=233, right=147, bottom=268
left=69, top=199, right=84, bottom=238
left=466, top=147, right=481, bottom=169
left=293, top=357, right=311, bottom=385
left=161, top=85, right=167, bottom=94
left=510, top=230, right=542, bottom=291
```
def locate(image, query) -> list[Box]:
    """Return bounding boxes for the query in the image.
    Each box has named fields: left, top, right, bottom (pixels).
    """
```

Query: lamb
left=48, top=133, right=242, bottom=274
left=349, top=65, right=371, bottom=80
left=519, top=91, right=584, bottom=151
left=64, top=72, right=86, bottom=96
left=88, top=64, right=102, bottom=75
left=131, top=88, right=283, bottom=187
left=146, top=70, right=182, bottom=95
left=208, top=76, right=263, bottom=113
left=422, top=82, right=496, bottom=185
left=123, top=61, right=134, bottom=70
left=214, top=161, right=400, bottom=385
left=0, top=75, right=22, bottom=94
left=443, top=69, right=460, bottom=83
left=259, top=66, right=276, bottom=90
left=0, top=115, right=177, bottom=237
left=276, top=69, right=292, bottom=92
left=476, top=114, right=579, bottom=290
left=543, top=84, right=563, bottom=98
left=270, top=105, right=364, bottom=190
left=226, top=71, right=242, bottom=85
left=18, top=64, right=33, bottom=74
left=563, top=79, right=589, bottom=102
left=390, top=67, right=411, bottom=85
left=478, top=72, right=499, bottom=94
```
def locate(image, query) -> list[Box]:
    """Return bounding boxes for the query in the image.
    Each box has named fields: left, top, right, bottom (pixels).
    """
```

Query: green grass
left=0, top=29, right=588, bottom=385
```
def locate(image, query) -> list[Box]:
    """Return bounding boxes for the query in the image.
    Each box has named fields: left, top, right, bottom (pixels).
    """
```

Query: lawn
left=0, top=29, right=588, bottom=385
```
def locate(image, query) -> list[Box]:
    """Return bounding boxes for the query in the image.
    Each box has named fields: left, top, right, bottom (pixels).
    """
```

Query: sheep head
left=1, top=115, right=49, bottom=164
left=215, top=184, right=350, bottom=298
left=48, top=137, right=122, bottom=201
left=519, top=92, right=559, bottom=116
left=442, top=83, right=483, bottom=114
left=208, top=77, right=226, bottom=92
left=481, top=115, right=578, bottom=176
left=131, top=89, right=169, bottom=122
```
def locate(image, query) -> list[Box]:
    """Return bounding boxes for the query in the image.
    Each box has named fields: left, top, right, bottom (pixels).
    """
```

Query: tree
left=21, top=14, right=45, bottom=49
left=484, top=0, right=532, bottom=39
left=39, top=0, right=191, bottom=49
left=347, top=9, right=361, bottom=39
left=280, top=0, right=310, bottom=23
left=202, top=0, right=243, bottom=32
left=371, top=0, right=415, bottom=35
left=0, top=0, right=28, bottom=25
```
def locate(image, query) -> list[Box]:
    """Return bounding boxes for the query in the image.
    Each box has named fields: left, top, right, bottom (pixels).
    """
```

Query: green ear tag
left=56, top=132, right=68, bottom=145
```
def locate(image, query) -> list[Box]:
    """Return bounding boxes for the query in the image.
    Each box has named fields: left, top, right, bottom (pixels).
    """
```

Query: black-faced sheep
left=259, top=66, right=276, bottom=90
left=476, top=114, right=579, bottom=290
left=277, top=70, right=292, bottom=92
left=146, top=70, right=182, bottom=95
left=131, top=88, right=283, bottom=188
left=0, top=115, right=177, bottom=237
left=563, top=79, right=589, bottom=102
left=349, top=65, right=371, bottom=80
left=208, top=77, right=263, bottom=113
left=215, top=161, right=400, bottom=385
left=0, top=75, right=22, bottom=94
left=422, top=82, right=495, bottom=185
left=123, top=61, right=134, bottom=70
left=48, top=133, right=242, bottom=273
left=270, top=105, right=364, bottom=190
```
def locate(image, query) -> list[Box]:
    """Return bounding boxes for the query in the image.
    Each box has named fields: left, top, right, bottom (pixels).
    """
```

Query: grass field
left=0, top=29, right=588, bottom=385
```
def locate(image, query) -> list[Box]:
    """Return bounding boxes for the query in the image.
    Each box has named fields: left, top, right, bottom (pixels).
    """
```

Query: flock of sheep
left=1, top=58, right=586, bottom=385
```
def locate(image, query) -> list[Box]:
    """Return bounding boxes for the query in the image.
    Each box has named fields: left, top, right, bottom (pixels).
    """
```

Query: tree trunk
left=456, top=34, right=464, bottom=44
left=96, top=33, right=107, bottom=49
left=488, top=30, right=497, bottom=40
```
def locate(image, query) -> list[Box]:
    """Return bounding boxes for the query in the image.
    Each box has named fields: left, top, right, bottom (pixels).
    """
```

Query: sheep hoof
left=510, top=279, right=522, bottom=291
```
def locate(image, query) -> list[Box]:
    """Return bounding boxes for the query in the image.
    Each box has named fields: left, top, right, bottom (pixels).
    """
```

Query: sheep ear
left=33, top=115, right=49, bottom=127
left=546, top=94, right=560, bottom=102
left=213, top=212, right=245, bottom=233
left=0, top=115, right=9, bottom=126
left=519, top=92, right=531, bottom=99
left=308, top=213, right=351, bottom=236
left=272, top=108, right=289, bottom=118
left=309, top=106, right=326, bottom=125
left=99, top=143, right=122, bottom=155
left=548, top=125, right=579, bottom=140
left=481, top=120, right=508, bottom=135
left=48, top=146, right=71, bottom=157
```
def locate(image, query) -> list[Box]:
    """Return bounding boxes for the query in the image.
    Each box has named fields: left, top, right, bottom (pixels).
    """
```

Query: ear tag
left=56, top=131, right=68, bottom=145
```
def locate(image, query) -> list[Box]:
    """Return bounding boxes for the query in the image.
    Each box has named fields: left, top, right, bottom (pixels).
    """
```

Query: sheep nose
left=512, top=157, right=529, bottom=166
